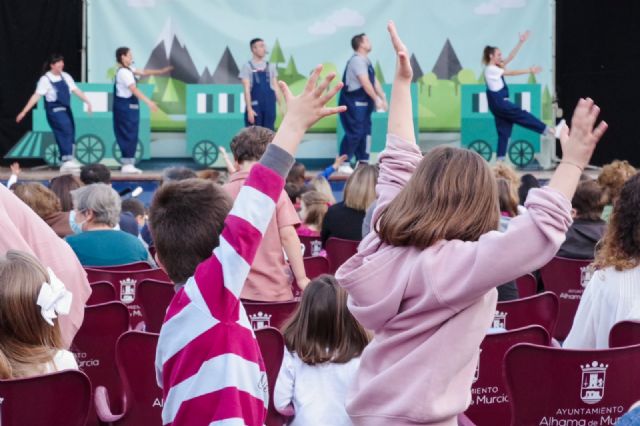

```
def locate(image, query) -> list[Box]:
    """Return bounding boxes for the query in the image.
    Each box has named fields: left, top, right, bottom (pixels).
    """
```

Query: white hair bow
left=36, top=268, right=73, bottom=326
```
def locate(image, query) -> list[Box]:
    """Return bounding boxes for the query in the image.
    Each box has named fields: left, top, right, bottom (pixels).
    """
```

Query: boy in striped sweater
left=153, top=65, right=346, bottom=426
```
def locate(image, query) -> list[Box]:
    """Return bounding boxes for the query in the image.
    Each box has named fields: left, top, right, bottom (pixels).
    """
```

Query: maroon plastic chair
left=540, top=256, right=593, bottom=340
left=255, top=327, right=286, bottom=426
left=304, top=256, right=330, bottom=279
left=242, top=300, right=300, bottom=331
left=0, top=370, right=92, bottom=426
left=464, top=326, right=550, bottom=426
left=84, top=268, right=171, bottom=329
left=492, top=291, right=559, bottom=337
left=95, top=331, right=162, bottom=426
left=505, top=343, right=640, bottom=425
left=138, top=279, right=175, bottom=333
left=514, top=273, right=537, bottom=298
left=87, top=281, right=117, bottom=305
left=71, top=301, right=130, bottom=426
left=325, top=237, right=359, bottom=274
left=299, top=235, right=323, bottom=257
left=84, top=261, right=152, bottom=272
left=609, top=320, right=640, bottom=348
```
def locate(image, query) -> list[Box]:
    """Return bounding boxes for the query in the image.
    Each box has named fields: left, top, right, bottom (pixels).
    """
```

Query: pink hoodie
left=336, top=135, right=572, bottom=425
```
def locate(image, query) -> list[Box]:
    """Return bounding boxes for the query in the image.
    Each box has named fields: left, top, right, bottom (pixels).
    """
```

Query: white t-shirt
left=115, top=66, right=137, bottom=98
left=43, top=350, right=79, bottom=373
left=484, top=65, right=505, bottom=92
left=274, top=349, right=360, bottom=426
left=36, top=72, right=77, bottom=102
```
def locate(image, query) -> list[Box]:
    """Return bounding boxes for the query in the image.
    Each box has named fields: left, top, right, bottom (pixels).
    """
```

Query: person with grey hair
left=65, top=183, right=149, bottom=266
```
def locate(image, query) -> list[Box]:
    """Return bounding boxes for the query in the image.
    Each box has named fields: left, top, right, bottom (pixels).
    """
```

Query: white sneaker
left=338, top=164, right=354, bottom=174
left=121, top=164, right=143, bottom=174
left=59, top=160, right=81, bottom=174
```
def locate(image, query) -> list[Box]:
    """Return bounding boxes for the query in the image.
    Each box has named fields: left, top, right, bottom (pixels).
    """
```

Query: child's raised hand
left=561, top=98, right=608, bottom=169
left=388, top=21, right=412, bottom=83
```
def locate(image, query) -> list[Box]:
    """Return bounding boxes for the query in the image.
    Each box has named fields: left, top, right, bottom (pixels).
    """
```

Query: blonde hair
left=343, top=164, right=378, bottom=211
left=497, top=178, right=518, bottom=217
left=598, top=160, right=637, bottom=205
left=493, top=163, right=520, bottom=205
left=301, top=191, right=330, bottom=230
left=310, top=176, right=336, bottom=205
left=0, top=251, right=65, bottom=379
left=12, top=183, right=61, bottom=219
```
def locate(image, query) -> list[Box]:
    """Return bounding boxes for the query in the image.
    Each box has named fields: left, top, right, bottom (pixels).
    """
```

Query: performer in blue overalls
left=17, top=54, right=93, bottom=173
left=338, top=33, right=387, bottom=174
left=239, top=38, right=281, bottom=130
left=482, top=31, right=560, bottom=162
left=113, top=47, right=172, bottom=174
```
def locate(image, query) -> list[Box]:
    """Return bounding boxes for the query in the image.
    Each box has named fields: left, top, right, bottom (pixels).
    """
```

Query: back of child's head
left=598, top=160, right=637, bottom=205
left=343, top=164, right=378, bottom=211
left=0, top=250, right=63, bottom=379
left=518, top=173, right=540, bottom=205
left=149, top=178, right=232, bottom=284
left=377, top=146, right=499, bottom=249
left=160, top=167, right=197, bottom=186
left=230, top=126, right=275, bottom=164
left=121, top=198, right=145, bottom=219
left=301, top=191, right=330, bottom=228
left=80, top=163, right=111, bottom=185
left=287, top=162, right=306, bottom=187
left=281, top=274, right=369, bottom=365
left=497, top=178, right=518, bottom=217
left=310, top=175, right=336, bottom=204
left=493, top=163, right=520, bottom=204
left=13, top=182, right=61, bottom=219
left=572, top=179, right=605, bottom=221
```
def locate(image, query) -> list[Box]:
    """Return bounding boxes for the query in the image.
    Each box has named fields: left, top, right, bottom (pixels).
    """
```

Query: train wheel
left=192, top=140, right=219, bottom=167
left=44, top=143, right=60, bottom=167
left=76, top=134, right=106, bottom=164
left=508, top=140, right=535, bottom=168
left=468, top=140, right=492, bottom=162
left=113, top=140, right=144, bottom=164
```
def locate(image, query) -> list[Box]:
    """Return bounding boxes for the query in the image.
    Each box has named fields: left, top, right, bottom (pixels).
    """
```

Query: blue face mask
left=69, top=210, right=86, bottom=235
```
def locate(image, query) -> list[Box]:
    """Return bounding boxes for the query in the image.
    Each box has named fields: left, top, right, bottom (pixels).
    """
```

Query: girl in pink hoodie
left=335, top=22, right=608, bottom=426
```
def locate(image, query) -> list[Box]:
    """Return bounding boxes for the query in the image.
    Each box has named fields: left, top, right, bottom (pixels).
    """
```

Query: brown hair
left=572, top=180, right=605, bottom=221
left=49, top=175, right=82, bottom=212
left=343, top=164, right=377, bottom=211
left=310, top=176, right=336, bottom=204
left=230, top=126, right=275, bottom=164
left=13, top=183, right=61, bottom=219
left=149, top=178, right=232, bottom=284
left=377, top=146, right=499, bottom=249
left=493, top=163, right=520, bottom=204
left=301, top=191, right=330, bottom=230
left=281, top=275, right=369, bottom=365
left=0, top=250, right=65, bottom=379
left=287, top=162, right=306, bottom=187
left=197, top=169, right=223, bottom=184
left=351, top=33, right=366, bottom=51
left=597, top=160, right=637, bottom=205
left=594, top=174, right=640, bottom=270
left=482, top=45, right=497, bottom=65
left=497, top=178, right=518, bottom=217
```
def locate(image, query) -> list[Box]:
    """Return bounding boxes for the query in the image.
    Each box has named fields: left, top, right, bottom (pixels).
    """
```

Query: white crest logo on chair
left=249, top=311, right=272, bottom=331
left=580, top=265, right=595, bottom=288
left=119, top=278, right=137, bottom=304
left=580, top=361, right=608, bottom=404
left=492, top=311, right=508, bottom=329
left=310, top=240, right=323, bottom=257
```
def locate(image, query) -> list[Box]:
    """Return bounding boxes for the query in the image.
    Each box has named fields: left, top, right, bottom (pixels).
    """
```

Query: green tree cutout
left=269, top=39, right=286, bottom=67
left=374, top=60, right=385, bottom=84
left=162, top=78, right=180, bottom=103
left=542, top=85, right=553, bottom=121
left=527, top=72, right=537, bottom=84
left=280, top=55, right=304, bottom=85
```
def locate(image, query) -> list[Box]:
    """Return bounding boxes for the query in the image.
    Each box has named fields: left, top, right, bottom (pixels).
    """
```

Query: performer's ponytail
left=482, top=46, right=496, bottom=65
left=42, top=53, right=64, bottom=75
left=115, top=47, right=130, bottom=66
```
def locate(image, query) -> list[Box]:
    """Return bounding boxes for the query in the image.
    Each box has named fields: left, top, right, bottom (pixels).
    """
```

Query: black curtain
left=556, top=0, right=640, bottom=167
left=0, top=0, right=83, bottom=164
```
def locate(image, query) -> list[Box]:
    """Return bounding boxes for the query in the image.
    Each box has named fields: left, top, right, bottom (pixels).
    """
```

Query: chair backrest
left=242, top=300, right=300, bottom=331
left=0, top=370, right=92, bottom=426
left=87, top=281, right=117, bottom=305
left=325, top=237, right=359, bottom=274
left=71, top=301, right=130, bottom=425
left=84, top=268, right=171, bottom=329
left=493, top=291, right=559, bottom=337
left=114, top=331, right=162, bottom=425
left=465, top=326, right=550, bottom=426
left=609, top=320, right=640, bottom=348
left=299, top=235, right=323, bottom=257
left=514, top=273, right=537, bottom=298
left=505, top=343, right=640, bottom=425
left=84, top=261, right=152, bottom=272
left=255, top=327, right=286, bottom=426
left=540, top=256, right=593, bottom=340
left=137, top=279, right=175, bottom=333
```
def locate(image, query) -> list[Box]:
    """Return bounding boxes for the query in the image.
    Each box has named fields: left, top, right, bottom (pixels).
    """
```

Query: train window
left=515, top=92, right=531, bottom=112
left=472, top=93, right=488, bottom=113
left=196, top=93, right=214, bottom=114
left=85, top=92, right=110, bottom=112
left=217, top=93, right=235, bottom=114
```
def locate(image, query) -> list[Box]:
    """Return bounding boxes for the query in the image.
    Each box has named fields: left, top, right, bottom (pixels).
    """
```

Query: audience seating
left=514, top=273, right=537, bottom=298
left=505, top=343, right=640, bottom=425
left=84, top=261, right=153, bottom=272
left=71, top=301, right=130, bottom=426
left=609, top=320, right=640, bottom=348
left=242, top=300, right=299, bottom=331
left=95, top=331, right=162, bottom=426
left=540, top=256, right=593, bottom=340
left=87, top=281, right=117, bottom=305
left=303, top=256, right=330, bottom=279
left=493, top=292, right=559, bottom=337
left=255, top=327, right=287, bottom=426
left=325, top=237, right=359, bottom=274
left=0, top=370, right=92, bottom=426
left=465, top=326, right=550, bottom=426
left=138, top=279, right=175, bottom=333
left=299, top=235, right=323, bottom=257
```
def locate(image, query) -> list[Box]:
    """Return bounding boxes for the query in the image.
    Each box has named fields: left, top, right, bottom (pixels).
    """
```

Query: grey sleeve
left=350, top=56, right=369, bottom=77
left=269, top=63, right=278, bottom=79
left=260, top=144, right=295, bottom=178
left=238, top=63, right=252, bottom=81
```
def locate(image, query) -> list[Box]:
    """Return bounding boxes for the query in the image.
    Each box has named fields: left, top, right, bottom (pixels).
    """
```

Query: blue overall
left=486, top=76, right=547, bottom=158
left=245, top=61, right=276, bottom=130
left=45, top=76, right=75, bottom=161
left=338, top=55, right=375, bottom=163
left=113, top=68, right=140, bottom=162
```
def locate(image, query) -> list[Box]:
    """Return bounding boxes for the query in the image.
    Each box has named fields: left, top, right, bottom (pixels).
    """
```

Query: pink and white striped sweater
left=155, top=148, right=292, bottom=426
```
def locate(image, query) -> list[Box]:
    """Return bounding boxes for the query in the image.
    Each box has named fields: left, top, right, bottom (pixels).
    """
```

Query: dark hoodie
left=556, top=218, right=606, bottom=259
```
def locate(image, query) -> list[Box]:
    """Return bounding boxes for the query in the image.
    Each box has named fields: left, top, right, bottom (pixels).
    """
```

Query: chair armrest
left=95, top=385, right=126, bottom=423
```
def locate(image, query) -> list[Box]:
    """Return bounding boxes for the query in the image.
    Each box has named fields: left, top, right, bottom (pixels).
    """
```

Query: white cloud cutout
left=474, top=0, right=526, bottom=15
left=308, top=8, right=365, bottom=36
